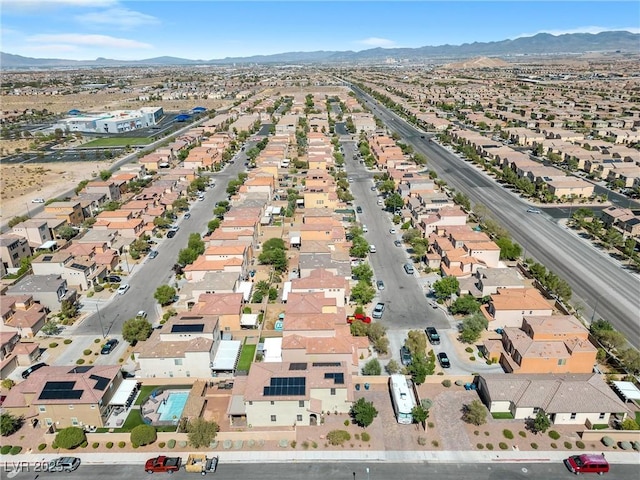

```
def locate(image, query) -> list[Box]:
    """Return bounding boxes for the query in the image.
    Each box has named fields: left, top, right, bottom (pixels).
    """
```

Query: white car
left=136, top=310, right=147, bottom=319
left=117, top=284, right=130, bottom=295
left=362, top=225, right=368, bottom=233
left=31, top=198, right=45, bottom=203
left=389, top=228, right=396, bottom=234
left=527, top=208, right=541, bottom=214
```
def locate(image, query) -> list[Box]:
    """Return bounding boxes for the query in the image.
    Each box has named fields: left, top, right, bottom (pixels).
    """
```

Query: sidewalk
left=2, top=449, right=638, bottom=467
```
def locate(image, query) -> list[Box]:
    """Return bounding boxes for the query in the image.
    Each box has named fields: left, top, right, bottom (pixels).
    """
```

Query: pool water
left=157, top=391, right=189, bottom=421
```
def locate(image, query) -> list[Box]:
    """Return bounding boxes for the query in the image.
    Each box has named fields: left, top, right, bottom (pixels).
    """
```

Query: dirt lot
left=0, top=160, right=111, bottom=220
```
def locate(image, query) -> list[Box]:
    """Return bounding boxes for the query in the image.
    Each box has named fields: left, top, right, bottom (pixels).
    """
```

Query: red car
left=347, top=313, right=371, bottom=324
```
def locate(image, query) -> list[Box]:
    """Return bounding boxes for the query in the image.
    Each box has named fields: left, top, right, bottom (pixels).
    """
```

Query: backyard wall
left=581, top=429, right=640, bottom=444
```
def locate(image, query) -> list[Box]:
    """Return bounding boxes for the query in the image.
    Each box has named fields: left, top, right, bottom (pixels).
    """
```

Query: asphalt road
left=74, top=148, right=250, bottom=337
left=6, top=461, right=638, bottom=480
left=350, top=84, right=640, bottom=349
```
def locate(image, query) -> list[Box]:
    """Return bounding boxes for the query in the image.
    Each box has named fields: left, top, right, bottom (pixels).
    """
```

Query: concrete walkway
left=1, top=449, right=638, bottom=467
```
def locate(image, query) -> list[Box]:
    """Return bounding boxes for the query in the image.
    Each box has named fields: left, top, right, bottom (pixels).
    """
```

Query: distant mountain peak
left=1, top=31, right=637, bottom=68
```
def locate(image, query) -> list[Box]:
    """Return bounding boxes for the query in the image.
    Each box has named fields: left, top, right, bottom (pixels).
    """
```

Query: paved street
left=349, top=84, right=640, bottom=349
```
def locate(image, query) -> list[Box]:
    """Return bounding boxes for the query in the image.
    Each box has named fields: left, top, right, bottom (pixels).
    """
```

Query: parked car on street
left=372, top=302, right=385, bottom=319
left=400, top=346, right=412, bottom=366
left=438, top=352, right=451, bottom=368
left=425, top=327, right=441, bottom=345
left=376, top=280, right=385, bottom=290
left=117, top=284, right=130, bottom=295
left=148, top=250, right=158, bottom=259
left=105, top=275, right=121, bottom=283
left=101, top=339, right=119, bottom=355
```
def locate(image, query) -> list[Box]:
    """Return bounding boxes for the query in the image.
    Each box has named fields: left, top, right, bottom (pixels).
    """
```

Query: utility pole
left=96, top=304, right=106, bottom=339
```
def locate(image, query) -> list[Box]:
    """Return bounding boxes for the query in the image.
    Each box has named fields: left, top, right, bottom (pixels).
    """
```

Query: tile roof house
left=0, top=294, right=47, bottom=338
left=482, top=288, right=554, bottom=328
left=134, top=314, right=221, bottom=378
left=483, top=315, right=597, bottom=374
left=290, top=269, right=349, bottom=308
left=190, top=293, right=243, bottom=332
left=477, top=373, right=631, bottom=426
left=227, top=361, right=353, bottom=427
left=2, top=365, right=124, bottom=429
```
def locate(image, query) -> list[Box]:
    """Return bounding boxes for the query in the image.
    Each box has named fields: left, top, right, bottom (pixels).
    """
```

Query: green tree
left=1, top=379, right=15, bottom=390
left=621, top=418, right=640, bottom=430
left=186, top=418, right=219, bottom=448
left=8, top=215, right=29, bottom=227
left=462, top=400, right=487, bottom=426
left=596, top=330, right=627, bottom=350
left=450, top=295, right=480, bottom=315
left=459, top=313, right=488, bottom=344
left=384, top=193, right=404, bottom=211
left=351, top=263, right=373, bottom=284
left=0, top=413, right=22, bottom=436
left=130, top=424, right=157, bottom=447
left=60, top=299, right=78, bottom=319
left=407, top=353, right=430, bottom=384
left=350, top=319, right=369, bottom=337
left=349, top=236, right=370, bottom=258
left=178, top=248, right=199, bottom=266
left=350, top=397, right=378, bottom=427
left=385, top=359, right=401, bottom=375
left=154, top=285, right=177, bottom=306
left=405, top=330, right=427, bottom=356
left=350, top=280, right=376, bottom=305
left=378, top=179, right=396, bottom=194
left=54, top=427, right=86, bottom=449
left=361, top=358, right=381, bottom=376
left=207, top=218, right=221, bottom=233
left=453, top=192, right=471, bottom=211
left=411, top=404, right=429, bottom=426
left=495, top=237, right=522, bottom=261
left=258, top=248, right=288, bottom=272
left=122, top=317, right=152, bottom=344
left=57, top=225, right=77, bottom=241
left=619, top=348, right=640, bottom=374
left=531, top=410, right=551, bottom=434
left=41, top=321, right=61, bottom=336
left=432, top=277, right=459, bottom=303
left=172, top=197, right=189, bottom=211
left=99, top=170, right=112, bottom=181
left=187, top=233, right=205, bottom=255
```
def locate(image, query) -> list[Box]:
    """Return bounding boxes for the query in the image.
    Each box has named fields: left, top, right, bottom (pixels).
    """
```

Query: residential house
left=482, top=288, right=553, bottom=328
left=476, top=373, right=631, bottom=426
left=31, top=250, right=104, bottom=291
left=84, top=180, right=122, bottom=201
left=0, top=294, right=47, bottom=337
left=44, top=201, right=84, bottom=226
left=227, top=361, right=352, bottom=427
left=189, top=293, right=243, bottom=332
left=11, top=220, right=54, bottom=247
left=484, top=316, right=597, bottom=374
left=1, top=365, right=125, bottom=429
left=134, top=315, right=222, bottom=378
left=459, top=267, right=526, bottom=297
left=6, top=274, right=76, bottom=312
left=0, top=234, right=32, bottom=271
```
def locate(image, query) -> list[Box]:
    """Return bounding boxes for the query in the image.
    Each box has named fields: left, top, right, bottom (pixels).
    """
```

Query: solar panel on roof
left=38, top=381, right=83, bottom=401
left=324, top=372, right=345, bottom=385
left=263, top=377, right=306, bottom=396
left=69, top=366, right=93, bottom=374
left=312, top=362, right=341, bottom=367
left=289, top=363, right=307, bottom=371
left=89, top=374, right=110, bottom=391
left=171, top=324, right=205, bottom=333
left=44, top=381, right=75, bottom=390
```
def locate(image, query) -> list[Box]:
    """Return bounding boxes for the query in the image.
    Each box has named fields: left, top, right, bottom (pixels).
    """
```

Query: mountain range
left=2, top=31, right=638, bottom=68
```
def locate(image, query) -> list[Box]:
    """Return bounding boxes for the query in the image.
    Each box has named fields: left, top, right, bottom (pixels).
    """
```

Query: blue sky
left=2, top=1, right=638, bottom=60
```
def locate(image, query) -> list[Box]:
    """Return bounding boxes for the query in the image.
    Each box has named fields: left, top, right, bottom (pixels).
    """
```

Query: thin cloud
left=22, top=43, right=80, bottom=54
left=357, top=37, right=397, bottom=48
left=75, top=8, right=160, bottom=29
left=27, top=33, right=152, bottom=49
left=518, top=26, right=640, bottom=38
left=4, top=0, right=116, bottom=6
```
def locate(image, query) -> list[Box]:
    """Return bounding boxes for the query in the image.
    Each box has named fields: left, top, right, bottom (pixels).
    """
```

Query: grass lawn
left=237, top=344, right=256, bottom=371
left=120, top=410, right=177, bottom=432
left=135, top=385, right=158, bottom=406
left=636, top=412, right=640, bottom=425
left=82, top=137, right=152, bottom=147
left=491, top=412, right=515, bottom=420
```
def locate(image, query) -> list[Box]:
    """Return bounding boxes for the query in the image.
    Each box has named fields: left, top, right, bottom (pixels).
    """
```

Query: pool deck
left=140, top=389, right=189, bottom=425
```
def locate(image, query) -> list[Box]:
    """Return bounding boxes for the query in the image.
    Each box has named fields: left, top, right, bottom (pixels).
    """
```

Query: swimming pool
left=157, top=390, right=189, bottom=422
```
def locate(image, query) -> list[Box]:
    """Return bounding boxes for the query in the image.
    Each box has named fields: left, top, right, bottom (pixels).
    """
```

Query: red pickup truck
left=347, top=313, right=371, bottom=324
left=145, top=456, right=182, bottom=474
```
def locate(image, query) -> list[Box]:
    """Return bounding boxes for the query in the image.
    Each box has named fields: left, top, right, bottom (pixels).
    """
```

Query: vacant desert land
left=0, top=160, right=113, bottom=220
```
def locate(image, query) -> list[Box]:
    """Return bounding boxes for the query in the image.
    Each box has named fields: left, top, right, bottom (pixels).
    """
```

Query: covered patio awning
left=612, top=381, right=640, bottom=402
left=211, top=340, right=241, bottom=371
left=109, top=379, right=140, bottom=406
